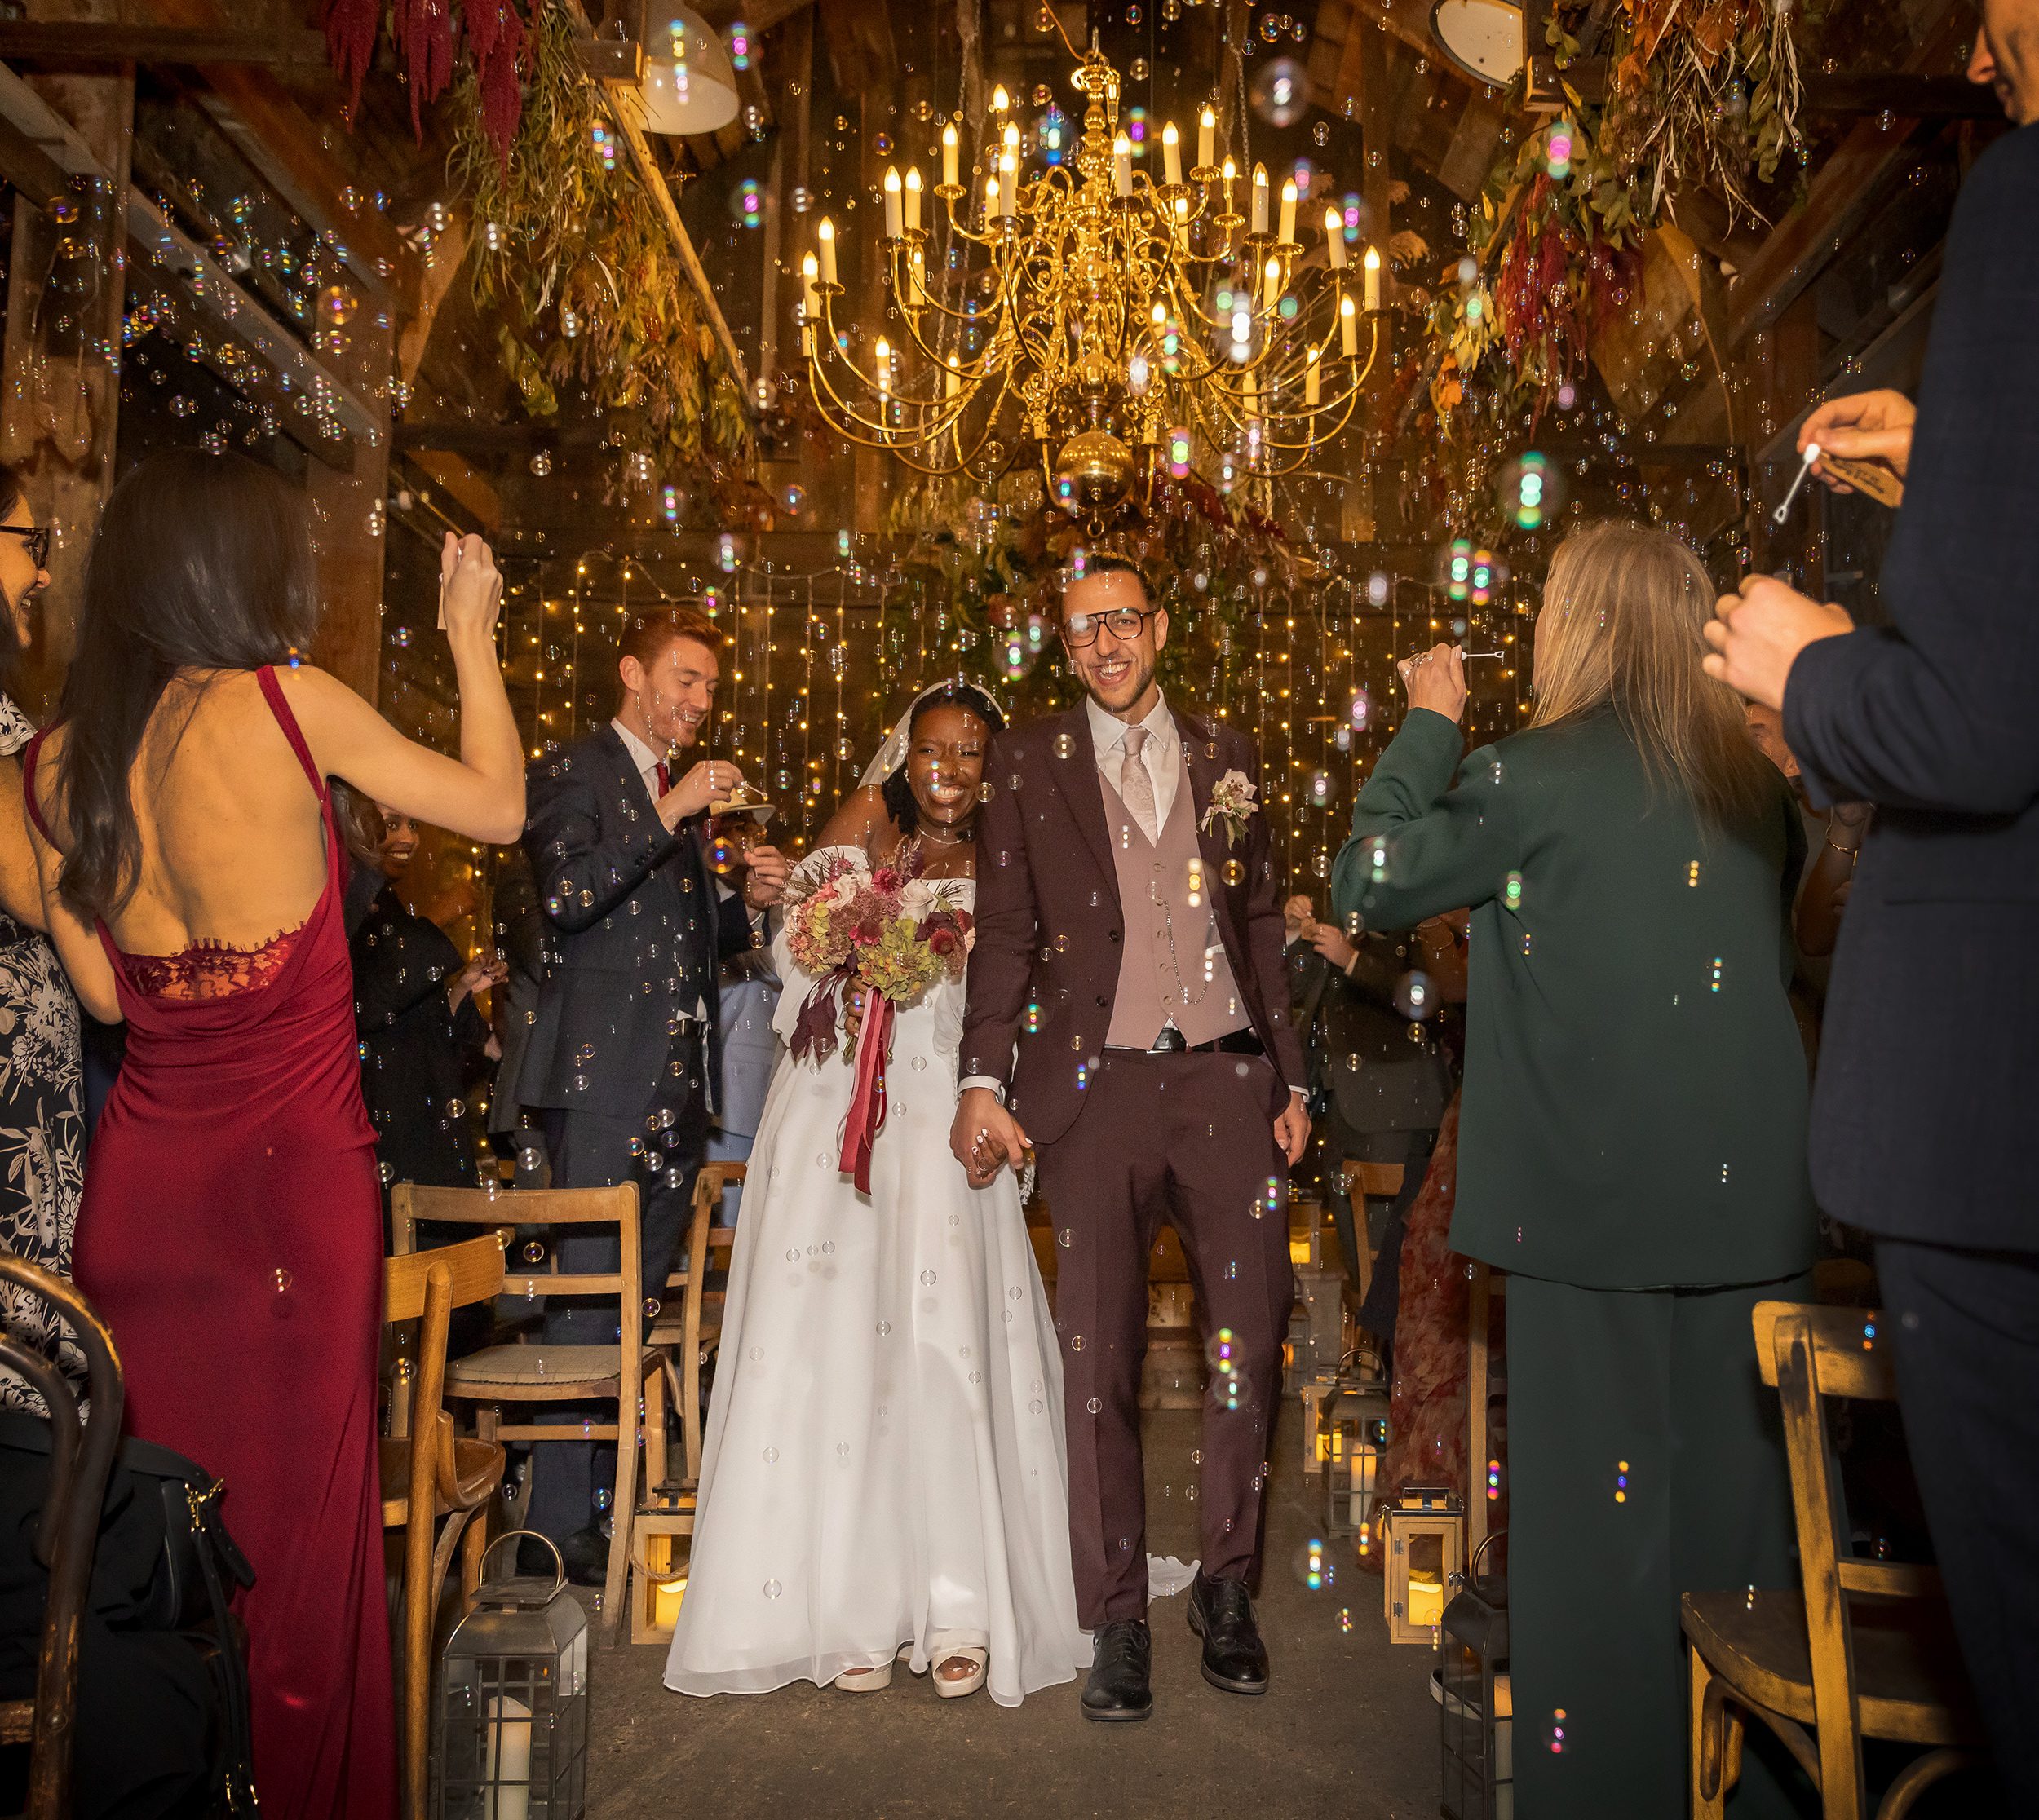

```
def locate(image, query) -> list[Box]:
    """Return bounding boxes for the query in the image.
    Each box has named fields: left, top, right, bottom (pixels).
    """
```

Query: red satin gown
left=30, top=666, right=396, bottom=1817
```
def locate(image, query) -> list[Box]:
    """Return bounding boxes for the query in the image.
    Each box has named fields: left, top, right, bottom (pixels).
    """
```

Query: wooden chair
left=391, top=1182, right=662, bottom=1644
left=382, top=1232, right=509, bottom=1820
left=1338, top=1157, right=1406, bottom=1299
left=623, top=1164, right=745, bottom=1648
left=1682, top=1301, right=1984, bottom=1819
left=0, top=1252, right=124, bottom=1820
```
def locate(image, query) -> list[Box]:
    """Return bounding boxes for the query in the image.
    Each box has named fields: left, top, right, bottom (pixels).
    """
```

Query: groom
left=952, top=555, right=1309, bottom=1721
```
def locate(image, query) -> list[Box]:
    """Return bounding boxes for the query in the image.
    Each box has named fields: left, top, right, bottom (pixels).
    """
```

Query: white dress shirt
left=612, top=716, right=666, bottom=801
left=1086, top=692, right=1181, bottom=837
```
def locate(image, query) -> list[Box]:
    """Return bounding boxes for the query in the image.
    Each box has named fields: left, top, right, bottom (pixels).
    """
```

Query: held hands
left=1397, top=643, right=1469, bottom=724
left=741, top=843, right=790, bottom=910
left=1800, top=389, right=1915, bottom=488
left=658, top=758, right=744, bottom=828
left=950, top=1085, right=1033, bottom=1190
left=1704, top=576, right=1855, bottom=710
left=439, top=532, right=503, bottom=639
left=1273, top=1090, right=1310, bottom=1167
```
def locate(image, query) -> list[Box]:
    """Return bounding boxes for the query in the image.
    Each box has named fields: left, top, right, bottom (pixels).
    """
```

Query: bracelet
left=1342, top=952, right=1359, bottom=978
left=1824, top=836, right=1860, bottom=863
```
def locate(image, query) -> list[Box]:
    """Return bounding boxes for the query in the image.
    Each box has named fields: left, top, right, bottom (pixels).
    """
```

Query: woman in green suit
left=1333, top=522, right=1815, bottom=1817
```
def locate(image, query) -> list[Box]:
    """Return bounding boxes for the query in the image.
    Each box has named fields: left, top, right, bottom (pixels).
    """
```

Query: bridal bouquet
left=782, top=846, right=973, bottom=1192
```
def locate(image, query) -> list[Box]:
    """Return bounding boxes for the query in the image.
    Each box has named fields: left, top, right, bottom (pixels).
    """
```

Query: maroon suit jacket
left=960, top=699, right=1307, bottom=1146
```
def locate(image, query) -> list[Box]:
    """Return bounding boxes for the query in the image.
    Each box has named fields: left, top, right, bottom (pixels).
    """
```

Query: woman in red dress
left=20, top=451, right=524, bottom=1818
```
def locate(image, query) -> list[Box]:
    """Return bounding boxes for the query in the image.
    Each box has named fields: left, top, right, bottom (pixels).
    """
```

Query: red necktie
left=655, top=760, right=670, bottom=797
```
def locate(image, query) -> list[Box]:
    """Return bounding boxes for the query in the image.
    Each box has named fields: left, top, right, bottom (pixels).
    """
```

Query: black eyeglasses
left=0, top=526, right=50, bottom=568
left=1062, top=605, right=1157, bottom=648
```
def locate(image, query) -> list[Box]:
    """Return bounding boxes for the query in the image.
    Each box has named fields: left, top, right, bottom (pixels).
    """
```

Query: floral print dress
left=0, top=691, right=86, bottom=1415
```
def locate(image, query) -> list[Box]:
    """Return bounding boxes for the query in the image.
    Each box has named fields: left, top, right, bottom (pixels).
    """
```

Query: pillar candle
left=1340, top=292, right=1358, bottom=355
left=1162, top=121, right=1181, bottom=186
left=883, top=167, right=902, bottom=238
left=1279, top=176, right=1298, bottom=245
left=1325, top=205, right=1346, bottom=268
left=1251, top=164, right=1269, bottom=235
left=817, top=217, right=837, bottom=285
left=1364, top=245, right=1382, bottom=312
left=942, top=122, right=958, bottom=188
left=1199, top=106, right=1215, bottom=172
left=905, top=166, right=922, bottom=232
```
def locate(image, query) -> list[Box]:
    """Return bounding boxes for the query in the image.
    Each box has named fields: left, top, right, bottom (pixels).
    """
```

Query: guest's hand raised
left=439, top=532, right=503, bottom=639
left=742, top=843, right=790, bottom=909
left=658, top=759, right=744, bottom=828
left=1704, top=576, right=1854, bottom=711
left=1308, top=922, right=1358, bottom=973
left=1398, top=643, right=1469, bottom=724
left=1800, top=389, right=1915, bottom=487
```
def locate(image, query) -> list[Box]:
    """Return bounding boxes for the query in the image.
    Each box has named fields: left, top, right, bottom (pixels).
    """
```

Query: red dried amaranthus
left=321, top=0, right=529, bottom=166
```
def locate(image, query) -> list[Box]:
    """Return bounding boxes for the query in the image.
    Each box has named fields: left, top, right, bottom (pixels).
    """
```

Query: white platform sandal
left=832, top=1660, right=894, bottom=1692
left=933, top=1646, right=988, bottom=1699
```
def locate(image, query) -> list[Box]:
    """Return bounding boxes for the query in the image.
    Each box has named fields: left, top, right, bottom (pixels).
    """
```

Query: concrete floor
left=582, top=1406, right=1441, bottom=1820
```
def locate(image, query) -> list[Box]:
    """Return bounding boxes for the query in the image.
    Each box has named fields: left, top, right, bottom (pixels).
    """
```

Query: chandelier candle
left=1252, top=163, right=1270, bottom=235
left=1162, top=120, right=1182, bottom=186
left=1198, top=105, right=1216, bottom=174
left=884, top=167, right=902, bottom=238
left=1326, top=207, right=1347, bottom=268
left=941, top=121, right=958, bottom=188
left=1115, top=134, right=1133, bottom=197
left=1364, top=245, right=1382, bottom=312
left=1279, top=176, right=1298, bottom=246
left=816, top=215, right=836, bottom=285
left=905, top=166, right=922, bottom=232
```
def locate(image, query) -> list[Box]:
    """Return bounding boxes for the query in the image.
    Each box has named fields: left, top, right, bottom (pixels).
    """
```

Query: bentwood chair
left=1338, top=1157, right=1406, bottom=1299
left=391, top=1182, right=661, bottom=1644
left=629, top=1162, right=745, bottom=1646
left=0, top=1251, right=124, bottom=1820
left=381, top=1233, right=508, bottom=1819
left=1682, top=1302, right=1984, bottom=1819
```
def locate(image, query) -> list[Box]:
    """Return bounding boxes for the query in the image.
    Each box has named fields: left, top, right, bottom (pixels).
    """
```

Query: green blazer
left=1331, top=705, right=1815, bottom=1289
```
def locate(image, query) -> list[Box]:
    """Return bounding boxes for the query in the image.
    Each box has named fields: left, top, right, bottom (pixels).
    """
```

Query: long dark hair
left=51, top=450, right=319, bottom=921
left=880, top=682, right=1005, bottom=835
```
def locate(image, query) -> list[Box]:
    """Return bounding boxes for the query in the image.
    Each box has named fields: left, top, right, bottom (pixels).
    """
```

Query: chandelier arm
left=883, top=244, right=1007, bottom=337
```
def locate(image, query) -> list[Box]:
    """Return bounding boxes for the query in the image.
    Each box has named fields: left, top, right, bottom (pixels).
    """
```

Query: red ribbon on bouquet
left=839, top=992, right=896, bottom=1195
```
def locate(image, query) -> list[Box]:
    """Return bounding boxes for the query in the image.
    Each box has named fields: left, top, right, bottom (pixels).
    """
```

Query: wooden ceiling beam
left=0, top=20, right=639, bottom=78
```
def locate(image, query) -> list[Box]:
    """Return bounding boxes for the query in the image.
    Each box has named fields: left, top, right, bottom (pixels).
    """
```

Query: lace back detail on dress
left=123, top=924, right=307, bottom=1001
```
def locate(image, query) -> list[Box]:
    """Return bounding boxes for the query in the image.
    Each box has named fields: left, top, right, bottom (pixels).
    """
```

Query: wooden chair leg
left=681, top=1335, right=705, bottom=1490
left=602, top=1389, right=640, bottom=1645
left=644, top=1359, right=670, bottom=1495
left=1690, top=1645, right=1728, bottom=1820
left=460, top=1504, right=489, bottom=1603
left=403, top=1500, right=435, bottom=1820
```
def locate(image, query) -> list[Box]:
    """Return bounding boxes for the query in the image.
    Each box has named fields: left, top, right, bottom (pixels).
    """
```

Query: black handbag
left=0, top=1411, right=259, bottom=1816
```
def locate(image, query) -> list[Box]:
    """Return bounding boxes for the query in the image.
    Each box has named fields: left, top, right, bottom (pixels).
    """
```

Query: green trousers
left=1507, top=1274, right=1813, bottom=1818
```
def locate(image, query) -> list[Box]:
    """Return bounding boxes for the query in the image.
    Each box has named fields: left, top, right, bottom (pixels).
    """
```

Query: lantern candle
left=483, top=1695, right=531, bottom=1820
left=1306, top=342, right=1321, bottom=407
left=1325, top=205, right=1347, bottom=268
left=883, top=167, right=902, bottom=238
left=1364, top=245, right=1382, bottom=312
left=1341, top=293, right=1358, bottom=356
left=1162, top=121, right=1182, bottom=186
left=941, top=121, right=958, bottom=188
left=905, top=165, right=922, bottom=232
left=1114, top=133, right=1133, bottom=197
left=817, top=216, right=837, bottom=285
left=1279, top=176, right=1298, bottom=245
left=1199, top=105, right=1216, bottom=173
left=1251, top=163, right=1269, bottom=235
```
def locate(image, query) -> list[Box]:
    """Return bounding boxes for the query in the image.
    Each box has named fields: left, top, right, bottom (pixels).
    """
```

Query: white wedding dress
left=664, top=848, right=1088, bottom=1707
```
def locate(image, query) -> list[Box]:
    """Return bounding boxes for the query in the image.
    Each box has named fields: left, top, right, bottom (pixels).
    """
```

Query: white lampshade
left=1429, top=0, right=1524, bottom=86
left=628, top=7, right=740, bottom=138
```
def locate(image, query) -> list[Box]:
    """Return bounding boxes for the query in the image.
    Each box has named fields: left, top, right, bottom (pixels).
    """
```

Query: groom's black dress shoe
left=1188, top=1571, right=1270, bottom=1694
left=1081, top=1619, right=1154, bottom=1723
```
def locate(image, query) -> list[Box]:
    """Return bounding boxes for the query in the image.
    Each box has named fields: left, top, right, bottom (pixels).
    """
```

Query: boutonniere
left=1200, top=769, right=1258, bottom=848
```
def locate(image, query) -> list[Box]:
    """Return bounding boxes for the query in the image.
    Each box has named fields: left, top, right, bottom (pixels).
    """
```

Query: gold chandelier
left=798, top=27, right=1383, bottom=528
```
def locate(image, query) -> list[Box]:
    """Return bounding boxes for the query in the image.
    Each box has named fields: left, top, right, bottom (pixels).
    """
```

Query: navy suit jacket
left=520, top=725, right=754, bottom=1118
left=1782, top=122, right=2039, bottom=1248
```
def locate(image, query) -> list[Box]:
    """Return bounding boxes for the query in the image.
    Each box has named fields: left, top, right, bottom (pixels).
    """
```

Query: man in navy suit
left=1707, top=19, right=2039, bottom=1800
left=520, top=607, right=787, bottom=1572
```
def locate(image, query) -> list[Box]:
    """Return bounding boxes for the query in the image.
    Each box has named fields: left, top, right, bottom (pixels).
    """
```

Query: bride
left=665, top=681, right=1086, bottom=1707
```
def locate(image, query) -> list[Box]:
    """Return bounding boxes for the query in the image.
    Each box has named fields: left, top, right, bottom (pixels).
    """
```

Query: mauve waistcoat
left=1100, top=745, right=1249, bottom=1049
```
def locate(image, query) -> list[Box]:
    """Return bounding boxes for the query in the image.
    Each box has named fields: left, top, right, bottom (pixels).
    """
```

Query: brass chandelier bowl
left=798, top=25, right=1384, bottom=529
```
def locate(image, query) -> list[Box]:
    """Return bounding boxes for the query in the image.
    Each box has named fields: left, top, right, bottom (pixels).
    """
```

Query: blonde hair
left=1530, top=520, right=1775, bottom=830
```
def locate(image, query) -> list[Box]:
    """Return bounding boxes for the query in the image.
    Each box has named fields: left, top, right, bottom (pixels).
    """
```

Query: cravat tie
left=655, top=759, right=670, bottom=797
left=1119, top=725, right=1157, bottom=843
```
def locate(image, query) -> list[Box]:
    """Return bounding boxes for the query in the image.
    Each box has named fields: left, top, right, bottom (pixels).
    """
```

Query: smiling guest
left=0, top=466, right=86, bottom=1417
left=519, top=607, right=790, bottom=1579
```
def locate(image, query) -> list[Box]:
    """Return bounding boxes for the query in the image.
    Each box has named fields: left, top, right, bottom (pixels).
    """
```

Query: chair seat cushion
left=379, top=1436, right=507, bottom=1526
left=445, top=1343, right=646, bottom=1391
left=1683, top=1588, right=1984, bottom=1747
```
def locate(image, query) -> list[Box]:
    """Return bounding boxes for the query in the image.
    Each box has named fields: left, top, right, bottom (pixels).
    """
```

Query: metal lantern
left=1438, top=1535, right=1510, bottom=1820
left=436, top=1533, right=590, bottom=1820
left=1320, top=1367, right=1390, bottom=1537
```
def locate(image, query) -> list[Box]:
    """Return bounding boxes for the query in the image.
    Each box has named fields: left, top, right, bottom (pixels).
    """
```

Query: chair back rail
left=0, top=1252, right=125, bottom=1820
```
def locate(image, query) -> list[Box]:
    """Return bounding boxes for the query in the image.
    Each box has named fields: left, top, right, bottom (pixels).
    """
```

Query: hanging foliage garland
left=449, top=0, right=754, bottom=491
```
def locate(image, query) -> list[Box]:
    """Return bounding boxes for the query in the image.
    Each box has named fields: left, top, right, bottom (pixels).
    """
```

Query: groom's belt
left=1107, top=1027, right=1264, bottom=1058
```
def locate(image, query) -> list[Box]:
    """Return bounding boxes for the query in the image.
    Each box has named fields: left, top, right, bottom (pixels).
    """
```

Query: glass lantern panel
left=1407, top=1530, right=1446, bottom=1631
